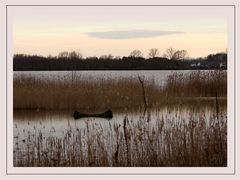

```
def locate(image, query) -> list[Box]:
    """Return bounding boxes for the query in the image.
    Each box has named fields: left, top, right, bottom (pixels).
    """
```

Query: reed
left=13, top=70, right=227, bottom=110
left=164, top=70, right=227, bottom=97
left=13, top=109, right=227, bottom=167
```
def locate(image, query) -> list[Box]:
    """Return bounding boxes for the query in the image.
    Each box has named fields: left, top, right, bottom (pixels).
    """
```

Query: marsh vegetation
left=13, top=70, right=227, bottom=167
left=14, top=70, right=226, bottom=110
left=13, top=108, right=227, bottom=167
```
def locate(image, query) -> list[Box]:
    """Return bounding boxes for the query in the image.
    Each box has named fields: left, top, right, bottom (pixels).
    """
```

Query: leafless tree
left=148, top=48, right=160, bottom=58
left=129, top=49, right=144, bottom=58
left=164, top=47, right=188, bottom=60
left=100, top=54, right=114, bottom=60
left=58, top=51, right=69, bottom=58
left=164, top=47, right=176, bottom=60
left=58, top=51, right=82, bottom=59
left=69, top=51, right=83, bottom=59
left=172, top=50, right=188, bottom=60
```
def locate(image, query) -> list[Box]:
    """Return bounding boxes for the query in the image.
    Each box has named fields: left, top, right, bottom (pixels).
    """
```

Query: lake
left=14, top=70, right=195, bottom=86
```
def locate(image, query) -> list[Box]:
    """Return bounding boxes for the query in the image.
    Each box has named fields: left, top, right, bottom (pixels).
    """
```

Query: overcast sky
left=9, top=6, right=231, bottom=58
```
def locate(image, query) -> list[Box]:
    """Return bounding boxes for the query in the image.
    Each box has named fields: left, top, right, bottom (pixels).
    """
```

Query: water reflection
left=14, top=105, right=226, bottom=139
left=13, top=104, right=227, bottom=167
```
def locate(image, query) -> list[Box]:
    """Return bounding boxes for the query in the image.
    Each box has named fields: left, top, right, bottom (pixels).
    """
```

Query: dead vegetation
left=13, top=70, right=227, bottom=110
left=13, top=109, right=227, bottom=167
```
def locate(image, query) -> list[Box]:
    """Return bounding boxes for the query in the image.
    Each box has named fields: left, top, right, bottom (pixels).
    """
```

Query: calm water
left=14, top=107, right=219, bottom=142
left=14, top=70, right=195, bottom=86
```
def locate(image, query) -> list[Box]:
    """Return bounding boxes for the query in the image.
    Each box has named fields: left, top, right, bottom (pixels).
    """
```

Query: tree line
left=49, top=47, right=188, bottom=60
left=13, top=47, right=227, bottom=71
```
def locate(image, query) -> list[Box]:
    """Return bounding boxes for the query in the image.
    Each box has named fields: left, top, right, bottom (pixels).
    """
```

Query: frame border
left=6, top=4, right=236, bottom=176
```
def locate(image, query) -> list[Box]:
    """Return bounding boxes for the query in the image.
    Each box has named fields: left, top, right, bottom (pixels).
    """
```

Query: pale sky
left=10, top=6, right=231, bottom=58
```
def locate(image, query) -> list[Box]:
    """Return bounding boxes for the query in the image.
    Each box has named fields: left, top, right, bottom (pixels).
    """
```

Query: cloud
left=86, top=30, right=184, bottom=39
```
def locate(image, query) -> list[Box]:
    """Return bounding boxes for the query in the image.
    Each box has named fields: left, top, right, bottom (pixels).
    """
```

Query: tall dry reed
left=13, top=110, right=227, bottom=167
left=13, top=70, right=227, bottom=110
left=164, top=70, right=227, bottom=97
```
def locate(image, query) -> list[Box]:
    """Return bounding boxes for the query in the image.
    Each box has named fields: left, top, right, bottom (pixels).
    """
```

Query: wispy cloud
left=86, top=30, right=184, bottom=39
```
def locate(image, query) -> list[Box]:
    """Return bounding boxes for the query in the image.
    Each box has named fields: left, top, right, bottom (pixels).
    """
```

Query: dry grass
left=13, top=70, right=227, bottom=111
left=14, top=75, right=160, bottom=110
left=164, top=70, right=227, bottom=97
left=13, top=109, right=227, bottom=167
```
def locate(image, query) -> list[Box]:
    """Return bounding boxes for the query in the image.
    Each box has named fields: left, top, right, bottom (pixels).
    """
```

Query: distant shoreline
left=13, top=52, right=227, bottom=71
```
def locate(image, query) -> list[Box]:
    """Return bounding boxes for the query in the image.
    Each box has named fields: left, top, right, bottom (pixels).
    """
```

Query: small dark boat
left=73, top=109, right=113, bottom=120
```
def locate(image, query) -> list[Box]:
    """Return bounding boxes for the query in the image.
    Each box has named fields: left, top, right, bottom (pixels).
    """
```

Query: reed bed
left=164, top=70, right=227, bottom=97
left=13, top=109, right=227, bottom=167
left=13, top=70, right=227, bottom=110
left=14, top=75, right=160, bottom=110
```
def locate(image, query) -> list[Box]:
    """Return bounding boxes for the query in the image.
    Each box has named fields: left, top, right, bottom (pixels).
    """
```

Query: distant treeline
left=13, top=52, right=227, bottom=71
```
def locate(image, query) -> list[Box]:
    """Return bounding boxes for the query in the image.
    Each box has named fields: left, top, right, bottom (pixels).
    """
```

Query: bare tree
left=164, top=47, right=188, bottom=60
left=58, top=51, right=82, bottom=59
left=129, top=49, right=143, bottom=58
left=99, top=54, right=114, bottom=60
left=164, top=47, right=176, bottom=60
left=69, top=51, right=83, bottom=59
left=58, top=51, right=69, bottom=58
left=148, top=48, right=160, bottom=58
left=179, top=50, right=188, bottom=59
left=172, top=50, right=188, bottom=60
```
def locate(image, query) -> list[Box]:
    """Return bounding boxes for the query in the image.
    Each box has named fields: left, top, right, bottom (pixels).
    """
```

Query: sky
left=10, top=6, right=231, bottom=58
